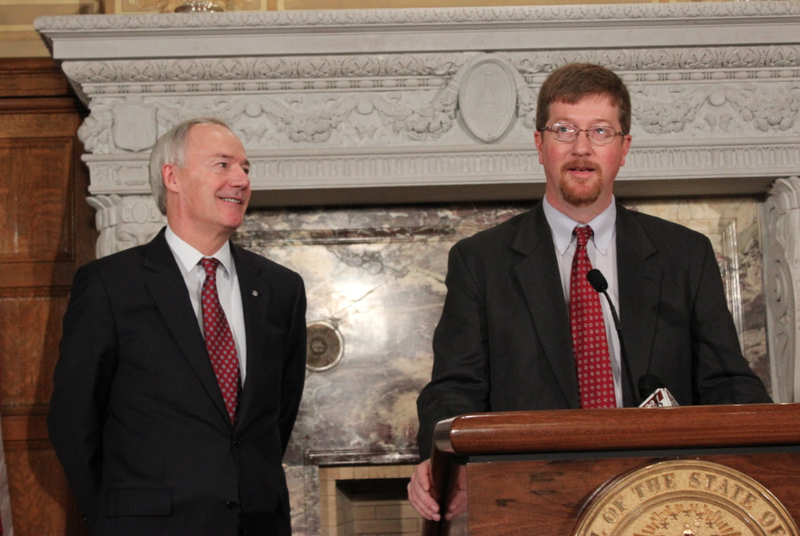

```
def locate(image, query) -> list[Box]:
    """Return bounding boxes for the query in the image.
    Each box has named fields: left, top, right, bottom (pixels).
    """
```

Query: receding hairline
left=178, top=123, right=247, bottom=165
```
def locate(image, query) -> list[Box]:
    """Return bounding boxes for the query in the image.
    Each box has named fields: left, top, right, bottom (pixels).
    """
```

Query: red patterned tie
left=201, top=258, right=240, bottom=423
left=570, top=226, right=616, bottom=409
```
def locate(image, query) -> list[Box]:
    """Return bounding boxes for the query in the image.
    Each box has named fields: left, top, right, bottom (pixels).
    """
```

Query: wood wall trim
left=0, top=58, right=70, bottom=99
left=0, top=98, right=81, bottom=114
left=1, top=415, right=49, bottom=443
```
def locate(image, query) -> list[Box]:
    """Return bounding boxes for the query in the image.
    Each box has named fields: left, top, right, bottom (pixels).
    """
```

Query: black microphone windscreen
left=587, top=269, right=608, bottom=293
left=638, top=374, right=665, bottom=399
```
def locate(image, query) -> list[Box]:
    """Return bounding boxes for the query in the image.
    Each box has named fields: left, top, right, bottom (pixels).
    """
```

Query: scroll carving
left=87, top=195, right=165, bottom=259
left=764, top=176, right=800, bottom=402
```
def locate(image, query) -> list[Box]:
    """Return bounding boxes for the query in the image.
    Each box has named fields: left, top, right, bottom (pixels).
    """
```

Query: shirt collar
left=165, top=225, right=233, bottom=277
left=543, top=196, right=617, bottom=255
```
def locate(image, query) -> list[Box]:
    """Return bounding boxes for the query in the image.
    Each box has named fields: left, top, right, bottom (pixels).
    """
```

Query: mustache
left=560, top=159, right=598, bottom=173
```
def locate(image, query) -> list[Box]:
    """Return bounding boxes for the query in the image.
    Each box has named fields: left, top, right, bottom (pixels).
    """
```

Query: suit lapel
left=616, top=204, right=662, bottom=406
left=511, top=205, right=580, bottom=408
left=144, top=230, right=233, bottom=426
left=230, top=245, right=271, bottom=427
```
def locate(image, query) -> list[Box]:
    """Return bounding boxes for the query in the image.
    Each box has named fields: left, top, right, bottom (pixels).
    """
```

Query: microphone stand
left=587, top=269, right=640, bottom=406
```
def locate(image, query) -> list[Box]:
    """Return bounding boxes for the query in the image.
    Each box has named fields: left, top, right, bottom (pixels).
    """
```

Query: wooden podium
left=424, top=403, right=800, bottom=536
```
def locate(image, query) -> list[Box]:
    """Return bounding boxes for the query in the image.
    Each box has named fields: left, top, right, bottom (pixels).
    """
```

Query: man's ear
left=162, top=163, right=180, bottom=193
left=619, top=134, right=632, bottom=168
left=534, top=130, right=545, bottom=165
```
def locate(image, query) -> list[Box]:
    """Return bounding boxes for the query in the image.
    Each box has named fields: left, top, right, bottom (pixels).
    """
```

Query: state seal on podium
left=574, top=459, right=799, bottom=536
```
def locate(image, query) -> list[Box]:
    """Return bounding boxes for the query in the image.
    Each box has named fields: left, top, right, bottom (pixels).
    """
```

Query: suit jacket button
left=233, top=439, right=242, bottom=447
left=226, top=500, right=239, bottom=510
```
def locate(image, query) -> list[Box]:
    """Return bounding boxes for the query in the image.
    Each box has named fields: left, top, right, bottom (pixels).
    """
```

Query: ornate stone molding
left=32, top=3, right=800, bottom=222
left=764, top=176, right=800, bottom=403
left=60, top=47, right=800, bottom=92
left=33, top=4, right=800, bottom=67
left=32, top=2, right=800, bottom=34
left=32, top=2, right=800, bottom=230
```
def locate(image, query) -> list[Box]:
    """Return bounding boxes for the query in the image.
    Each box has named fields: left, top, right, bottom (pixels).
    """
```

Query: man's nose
left=232, top=165, right=251, bottom=188
left=571, top=130, right=594, bottom=153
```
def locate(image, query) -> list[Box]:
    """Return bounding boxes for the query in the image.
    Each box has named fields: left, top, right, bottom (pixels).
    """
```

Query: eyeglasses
left=540, top=123, right=625, bottom=145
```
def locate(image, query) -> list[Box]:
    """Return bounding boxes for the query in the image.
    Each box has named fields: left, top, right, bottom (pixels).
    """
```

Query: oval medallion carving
left=575, top=459, right=799, bottom=536
left=457, top=56, right=518, bottom=143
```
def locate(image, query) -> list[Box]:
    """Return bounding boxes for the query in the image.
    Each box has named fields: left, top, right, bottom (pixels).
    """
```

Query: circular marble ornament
left=306, top=321, right=344, bottom=372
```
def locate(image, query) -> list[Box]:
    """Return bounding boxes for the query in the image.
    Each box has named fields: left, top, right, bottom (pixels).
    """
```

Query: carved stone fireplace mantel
left=35, top=3, right=800, bottom=396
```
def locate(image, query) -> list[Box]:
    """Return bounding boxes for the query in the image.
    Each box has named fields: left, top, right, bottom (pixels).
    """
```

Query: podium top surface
left=433, top=403, right=800, bottom=456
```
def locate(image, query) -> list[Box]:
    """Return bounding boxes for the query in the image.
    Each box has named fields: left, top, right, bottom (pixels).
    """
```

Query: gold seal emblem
left=574, top=460, right=799, bottom=536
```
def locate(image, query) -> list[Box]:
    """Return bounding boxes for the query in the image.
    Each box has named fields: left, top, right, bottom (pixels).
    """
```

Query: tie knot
left=201, top=257, right=219, bottom=278
left=574, top=225, right=594, bottom=248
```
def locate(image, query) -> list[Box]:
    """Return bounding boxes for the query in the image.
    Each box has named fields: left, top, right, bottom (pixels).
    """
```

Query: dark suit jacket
left=416, top=201, right=771, bottom=458
left=48, top=228, right=307, bottom=536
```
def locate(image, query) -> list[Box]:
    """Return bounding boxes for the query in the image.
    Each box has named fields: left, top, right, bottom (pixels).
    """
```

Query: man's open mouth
left=564, top=160, right=597, bottom=175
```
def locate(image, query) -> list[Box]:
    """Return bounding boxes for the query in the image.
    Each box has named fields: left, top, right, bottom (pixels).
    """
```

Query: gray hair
left=148, top=117, right=232, bottom=215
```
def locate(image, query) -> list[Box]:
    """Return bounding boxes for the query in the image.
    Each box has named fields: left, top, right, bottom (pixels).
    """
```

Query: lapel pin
left=252, top=290, right=259, bottom=297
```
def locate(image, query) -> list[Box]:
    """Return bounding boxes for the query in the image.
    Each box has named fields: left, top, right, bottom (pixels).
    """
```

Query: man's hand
left=407, top=459, right=441, bottom=521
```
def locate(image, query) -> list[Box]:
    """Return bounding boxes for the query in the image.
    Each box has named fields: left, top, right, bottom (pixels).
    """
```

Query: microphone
left=638, top=373, right=679, bottom=407
left=586, top=269, right=639, bottom=406
left=586, top=269, right=608, bottom=293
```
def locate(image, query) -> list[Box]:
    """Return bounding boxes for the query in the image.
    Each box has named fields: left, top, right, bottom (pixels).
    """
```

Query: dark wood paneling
left=0, top=113, right=81, bottom=139
left=0, top=139, right=74, bottom=261
left=0, top=58, right=94, bottom=536
left=5, top=441, right=82, bottom=536
left=0, top=294, right=69, bottom=413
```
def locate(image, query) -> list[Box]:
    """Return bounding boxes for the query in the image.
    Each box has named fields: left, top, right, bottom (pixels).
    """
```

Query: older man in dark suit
left=48, top=118, right=306, bottom=535
left=408, top=63, right=771, bottom=521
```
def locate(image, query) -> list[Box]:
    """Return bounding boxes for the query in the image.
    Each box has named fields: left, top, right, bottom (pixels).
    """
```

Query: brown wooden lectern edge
left=423, top=403, right=800, bottom=535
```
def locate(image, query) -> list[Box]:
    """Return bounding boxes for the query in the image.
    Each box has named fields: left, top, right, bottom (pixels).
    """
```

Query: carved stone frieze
left=78, top=90, right=463, bottom=154
left=73, top=70, right=800, bottom=158
left=60, top=47, right=800, bottom=101
left=764, top=176, right=800, bottom=403
left=631, top=83, right=800, bottom=137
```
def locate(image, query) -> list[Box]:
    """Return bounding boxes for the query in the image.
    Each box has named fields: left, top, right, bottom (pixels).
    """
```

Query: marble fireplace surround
left=33, top=3, right=800, bottom=532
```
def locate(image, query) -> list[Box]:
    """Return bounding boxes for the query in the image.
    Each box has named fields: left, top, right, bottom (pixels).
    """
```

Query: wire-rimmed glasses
left=540, top=123, right=625, bottom=145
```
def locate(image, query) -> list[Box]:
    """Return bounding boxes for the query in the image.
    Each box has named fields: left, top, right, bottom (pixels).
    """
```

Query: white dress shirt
left=165, top=226, right=248, bottom=384
left=542, top=196, right=622, bottom=407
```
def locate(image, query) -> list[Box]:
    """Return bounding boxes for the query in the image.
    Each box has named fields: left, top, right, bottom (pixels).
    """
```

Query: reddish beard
left=559, top=159, right=604, bottom=207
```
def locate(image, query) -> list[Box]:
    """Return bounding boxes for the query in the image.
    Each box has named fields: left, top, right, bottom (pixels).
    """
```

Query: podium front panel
left=455, top=451, right=800, bottom=536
